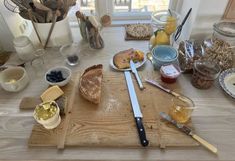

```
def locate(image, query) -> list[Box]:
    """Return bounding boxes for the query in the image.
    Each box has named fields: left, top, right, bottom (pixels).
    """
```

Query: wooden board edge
left=57, top=72, right=81, bottom=149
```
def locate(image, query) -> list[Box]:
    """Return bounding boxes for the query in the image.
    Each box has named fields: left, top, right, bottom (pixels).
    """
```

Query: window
left=79, top=0, right=96, bottom=15
left=113, top=0, right=169, bottom=13
left=69, top=0, right=170, bottom=22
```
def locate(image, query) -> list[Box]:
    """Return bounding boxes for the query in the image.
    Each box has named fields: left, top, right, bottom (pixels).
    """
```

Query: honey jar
left=169, top=97, right=194, bottom=124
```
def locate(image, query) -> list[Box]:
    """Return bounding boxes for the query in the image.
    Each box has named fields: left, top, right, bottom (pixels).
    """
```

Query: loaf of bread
left=79, top=64, right=103, bottom=104
left=113, top=49, right=144, bottom=69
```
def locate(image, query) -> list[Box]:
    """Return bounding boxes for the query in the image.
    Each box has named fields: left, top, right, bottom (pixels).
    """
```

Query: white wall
left=0, top=12, right=15, bottom=51
left=191, top=0, right=229, bottom=39
left=172, top=0, right=229, bottom=41
left=0, top=0, right=24, bottom=51
left=0, top=0, right=26, bottom=37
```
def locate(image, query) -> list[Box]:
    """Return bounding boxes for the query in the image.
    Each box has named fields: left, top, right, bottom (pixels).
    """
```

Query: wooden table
left=0, top=27, right=235, bottom=161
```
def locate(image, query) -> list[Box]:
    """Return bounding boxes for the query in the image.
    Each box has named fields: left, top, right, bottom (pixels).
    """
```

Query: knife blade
left=124, top=71, right=149, bottom=147
left=160, top=112, right=218, bottom=154
left=130, top=60, right=144, bottom=90
left=145, top=79, right=190, bottom=103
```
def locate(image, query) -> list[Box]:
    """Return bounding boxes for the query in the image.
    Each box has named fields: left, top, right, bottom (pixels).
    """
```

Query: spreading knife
left=130, top=60, right=144, bottom=90
left=124, top=71, right=149, bottom=147
left=145, top=79, right=189, bottom=103
left=160, top=112, right=218, bottom=154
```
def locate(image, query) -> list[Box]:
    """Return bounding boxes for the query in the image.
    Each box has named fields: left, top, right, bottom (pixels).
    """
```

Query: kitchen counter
left=0, top=27, right=235, bottom=161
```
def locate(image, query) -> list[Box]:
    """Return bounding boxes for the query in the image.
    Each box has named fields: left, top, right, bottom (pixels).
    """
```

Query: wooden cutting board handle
left=192, top=134, right=218, bottom=154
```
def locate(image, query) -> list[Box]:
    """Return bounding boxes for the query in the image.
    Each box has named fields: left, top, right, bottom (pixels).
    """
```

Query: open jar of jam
left=191, top=60, right=221, bottom=89
left=160, top=64, right=181, bottom=83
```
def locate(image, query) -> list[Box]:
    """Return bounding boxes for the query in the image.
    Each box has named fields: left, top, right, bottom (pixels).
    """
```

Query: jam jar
left=160, top=64, right=181, bottom=83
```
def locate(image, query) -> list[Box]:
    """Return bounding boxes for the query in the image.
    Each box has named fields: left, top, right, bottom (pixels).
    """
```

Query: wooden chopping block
left=19, top=97, right=42, bottom=110
left=19, top=96, right=67, bottom=116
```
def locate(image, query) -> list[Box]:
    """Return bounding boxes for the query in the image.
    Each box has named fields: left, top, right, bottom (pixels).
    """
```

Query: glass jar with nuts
left=191, top=60, right=221, bottom=89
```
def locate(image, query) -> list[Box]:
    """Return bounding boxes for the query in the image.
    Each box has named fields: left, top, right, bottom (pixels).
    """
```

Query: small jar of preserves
left=160, top=64, right=181, bottom=83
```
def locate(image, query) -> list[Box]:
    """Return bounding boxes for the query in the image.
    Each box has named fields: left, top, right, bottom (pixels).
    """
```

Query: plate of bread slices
left=110, top=48, right=147, bottom=71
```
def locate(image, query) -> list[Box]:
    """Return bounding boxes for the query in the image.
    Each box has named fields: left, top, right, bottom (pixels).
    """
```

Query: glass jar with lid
left=150, top=10, right=180, bottom=48
left=203, top=21, right=235, bottom=71
left=151, top=10, right=180, bottom=33
left=213, top=21, right=235, bottom=46
left=13, top=36, right=35, bottom=62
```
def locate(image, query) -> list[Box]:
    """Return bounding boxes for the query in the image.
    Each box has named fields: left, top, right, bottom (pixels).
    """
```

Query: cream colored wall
left=0, top=12, right=15, bottom=51
left=171, top=0, right=229, bottom=41
left=191, top=0, right=229, bottom=39
left=0, top=0, right=26, bottom=51
left=0, top=0, right=25, bottom=37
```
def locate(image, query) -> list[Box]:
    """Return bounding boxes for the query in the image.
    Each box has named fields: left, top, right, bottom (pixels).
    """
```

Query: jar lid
left=13, top=36, right=31, bottom=47
left=160, top=64, right=181, bottom=78
left=151, top=10, right=180, bottom=24
left=213, top=21, right=235, bottom=37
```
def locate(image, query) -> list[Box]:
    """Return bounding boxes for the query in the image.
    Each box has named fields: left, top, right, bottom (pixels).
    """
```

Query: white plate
left=219, top=68, right=235, bottom=99
left=109, top=54, right=147, bottom=72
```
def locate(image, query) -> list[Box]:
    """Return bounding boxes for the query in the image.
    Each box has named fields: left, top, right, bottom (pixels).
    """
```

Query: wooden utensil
left=28, top=9, right=43, bottom=44
left=44, top=12, right=58, bottom=49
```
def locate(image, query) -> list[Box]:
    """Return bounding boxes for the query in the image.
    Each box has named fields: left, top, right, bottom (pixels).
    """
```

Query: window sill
left=69, top=19, right=151, bottom=28
left=111, top=19, right=151, bottom=26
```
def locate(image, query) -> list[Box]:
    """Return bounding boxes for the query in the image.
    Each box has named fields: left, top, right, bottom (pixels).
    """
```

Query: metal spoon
left=146, top=52, right=153, bottom=64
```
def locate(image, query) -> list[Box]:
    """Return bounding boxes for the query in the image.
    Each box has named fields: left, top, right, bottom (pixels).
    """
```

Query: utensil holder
left=32, top=17, right=73, bottom=47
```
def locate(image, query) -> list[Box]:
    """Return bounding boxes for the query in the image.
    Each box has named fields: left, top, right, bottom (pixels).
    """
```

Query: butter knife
left=145, top=79, right=189, bottom=103
left=160, top=112, right=218, bottom=154
left=130, top=60, right=144, bottom=90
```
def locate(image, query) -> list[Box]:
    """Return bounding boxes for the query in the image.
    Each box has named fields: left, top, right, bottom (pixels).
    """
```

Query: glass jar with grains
left=203, top=21, right=235, bottom=71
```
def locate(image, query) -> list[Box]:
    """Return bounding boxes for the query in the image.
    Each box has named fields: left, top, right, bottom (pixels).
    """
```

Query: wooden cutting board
left=28, top=72, right=198, bottom=148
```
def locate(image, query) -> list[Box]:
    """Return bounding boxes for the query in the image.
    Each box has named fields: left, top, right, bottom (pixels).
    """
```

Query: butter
left=35, top=101, right=57, bottom=121
left=6, top=79, right=17, bottom=84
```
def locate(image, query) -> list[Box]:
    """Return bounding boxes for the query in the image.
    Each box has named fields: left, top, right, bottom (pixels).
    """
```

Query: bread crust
left=79, top=64, right=103, bottom=104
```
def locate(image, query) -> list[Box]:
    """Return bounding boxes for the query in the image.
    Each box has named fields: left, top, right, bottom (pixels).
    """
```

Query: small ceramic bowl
left=151, top=45, right=178, bottom=70
left=45, top=66, right=71, bottom=87
left=0, top=66, right=29, bottom=92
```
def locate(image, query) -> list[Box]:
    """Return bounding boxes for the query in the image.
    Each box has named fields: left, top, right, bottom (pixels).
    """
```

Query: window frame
left=95, top=0, right=172, bottom=20
left=69, top=0, right=179, bottom=25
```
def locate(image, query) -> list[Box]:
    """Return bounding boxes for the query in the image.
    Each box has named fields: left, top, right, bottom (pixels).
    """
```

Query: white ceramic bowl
left=45, top=66, right=71, bottom=87
left=0, top=66, right=29, bottom=92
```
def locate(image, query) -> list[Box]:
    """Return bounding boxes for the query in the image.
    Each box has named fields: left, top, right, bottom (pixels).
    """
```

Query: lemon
left=155, top=29, right=170, bottom=45
left=164, top=16, right=177, bottom=35
left=149, top=35, right=156, bottom=46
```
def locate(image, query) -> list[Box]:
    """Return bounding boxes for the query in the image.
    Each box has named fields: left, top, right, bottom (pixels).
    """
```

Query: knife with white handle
left=145, top=79, right=190, bottom=103
left=130, top=60, right=144, bottom=90
left=160, top=112, right=218, bottom=154
left=124, top=71, right=149, bottom=147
